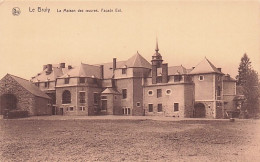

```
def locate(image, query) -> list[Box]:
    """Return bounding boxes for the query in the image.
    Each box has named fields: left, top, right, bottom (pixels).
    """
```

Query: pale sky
left=0, top=0, right=260, bottom=80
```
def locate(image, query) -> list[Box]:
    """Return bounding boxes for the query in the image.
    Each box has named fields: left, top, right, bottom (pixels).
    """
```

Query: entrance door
left=52, top=106, right=56, bottom=115
left=194, top=103, right=206, bottom=118
left=60, top=108, right=64, bottom=115
left=101, top=100, right=107, bottom=111
left=0, top=94, right=17, bottom=114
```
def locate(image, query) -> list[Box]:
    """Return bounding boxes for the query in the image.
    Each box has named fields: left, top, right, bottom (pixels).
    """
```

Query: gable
left=189, top=58, right=223, bottom=75
left=0, top=74, right=50, bottom=99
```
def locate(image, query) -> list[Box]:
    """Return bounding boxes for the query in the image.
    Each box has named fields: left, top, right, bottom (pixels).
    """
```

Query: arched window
left=62, top=90, right=71, bottom=104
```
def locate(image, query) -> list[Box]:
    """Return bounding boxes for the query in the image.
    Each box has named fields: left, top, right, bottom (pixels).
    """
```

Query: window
left=79, top=106, right=85, bottom=111
left=92, top=78, right=97, bottom=84
left=148, top=104, right=153, bottom=112
left=122, top=68, right=127, bottom=74
left=94, top=93, right=99, bottom=105
left=158, top=104, right=162, bottom=112
left=64, top=78, right=70, bottom=84
left=157, top=89, right=162, bottom=98
left=79, top=92, right=85, bottom=103
left=217, top=86, right=221, bottom=96
left=148, top=90, right=153, bottom=96
left=157, top=76, right=162, bottom=83
left=70, top=107, right=74, bottom=111
left=136, top=102, right=141, bottom=107
left=44, top=82, right=49, bottom=88
left=174, top=75, right=182, bottom=82
left=199, top=75, right=204, bottom=81
left=122, top=89, right=127, bottom=99
left=122, top=107, right=131, bottom=115
left=216, top=102, right=222, bottom=107
left=101, top=96, right=107, bottom=99
left=174, top=103, right=179, bottom=112
left=62, top=90, right=71, bottom=104
left=166, top=89, right=172, bottom=95
left=79, top=77, right=85, bottom=83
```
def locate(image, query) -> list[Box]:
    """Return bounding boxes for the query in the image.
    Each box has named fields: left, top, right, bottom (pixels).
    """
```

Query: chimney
left=60, top=63, right=65, bottom=68
left=113, top=58, right=117, bottom=70
left=162, top=63, right=168, bottom=83
left=46, top=64, right=52, bottom=75
left=217, top=68, right=222, bottom=72
left=43, top=65, right=47, bottom=70
left=152, top=65, right=157, bottom=84
left=68, top=65, right=72, bottom=69
left=100, top=65, right=104, bottom=79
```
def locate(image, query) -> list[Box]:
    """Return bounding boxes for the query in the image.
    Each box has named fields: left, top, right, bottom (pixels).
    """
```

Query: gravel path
left=0, top=117, right=259, bottom=161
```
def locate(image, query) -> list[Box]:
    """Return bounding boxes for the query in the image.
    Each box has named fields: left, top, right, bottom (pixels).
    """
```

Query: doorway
left=0, top=94, right=17, bottom=114
left=60, top=108, right=64, bottom=115
left=194, top=103, right=206, bottom=118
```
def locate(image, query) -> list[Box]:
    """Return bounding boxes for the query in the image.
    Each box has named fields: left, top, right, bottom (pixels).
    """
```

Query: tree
left=236, top=53, right=259, bottom=117
left=236, top=53, right=251, bottom=86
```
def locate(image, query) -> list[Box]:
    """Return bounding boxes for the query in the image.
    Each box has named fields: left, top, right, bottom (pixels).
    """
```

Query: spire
left=155, top=37, right=159, bottom=52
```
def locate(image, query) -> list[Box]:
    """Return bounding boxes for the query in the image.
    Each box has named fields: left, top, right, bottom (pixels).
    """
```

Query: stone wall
left=0, top=74, right=45, bottom=116
left=35, top=96, right=52, bottom=115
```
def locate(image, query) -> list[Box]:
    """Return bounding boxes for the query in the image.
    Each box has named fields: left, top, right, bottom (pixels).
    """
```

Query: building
left=0, top=74, right=52, bottom=116
left=28, top=41, right=242, bottom=118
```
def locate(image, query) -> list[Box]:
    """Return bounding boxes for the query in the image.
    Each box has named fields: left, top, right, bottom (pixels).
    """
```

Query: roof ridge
left=6, top=74, right=50, bottom=99
left=8, top=73, right=30, bottom=82
left=81, top=62, right=101, bottom=68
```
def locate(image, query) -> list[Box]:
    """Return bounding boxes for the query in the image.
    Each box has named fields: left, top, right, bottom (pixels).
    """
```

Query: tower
left=151, top=38, right=163, bottom=68
left=151, top=38, right=168, bottom=84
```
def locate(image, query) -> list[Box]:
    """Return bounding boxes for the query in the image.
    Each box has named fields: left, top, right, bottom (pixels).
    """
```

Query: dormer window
left=79, top=77, right=85, bottom=83
left=199, top=75, right=204, bottom=81
left=122, top=68, right=127, bottom=74
left=44, top=81, right=49, bottom=88
left=174, top=75, right=182, bottom=82
left=64, top=78, right=70, bottom=84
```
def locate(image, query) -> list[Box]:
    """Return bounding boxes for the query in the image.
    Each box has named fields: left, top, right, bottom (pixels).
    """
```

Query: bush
left=3, top=109, right=28, bottom=119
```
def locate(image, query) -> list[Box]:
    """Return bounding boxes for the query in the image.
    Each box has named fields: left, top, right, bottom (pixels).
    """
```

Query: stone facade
left=0, top=74, right=51, bottom=116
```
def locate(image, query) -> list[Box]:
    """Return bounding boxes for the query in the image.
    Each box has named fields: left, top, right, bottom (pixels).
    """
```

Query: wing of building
left=0, top=41, right=244, bottom=118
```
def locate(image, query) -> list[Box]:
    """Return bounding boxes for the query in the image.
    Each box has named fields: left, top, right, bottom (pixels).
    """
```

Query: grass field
left=0, top=118, right=260, bottom=161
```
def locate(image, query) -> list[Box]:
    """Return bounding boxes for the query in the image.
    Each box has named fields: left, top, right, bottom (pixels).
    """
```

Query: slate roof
left=168, top=65, right=188, bottom=75
left=59, top=63, right=102, bottom=79
left=96, top=52, right=151, bottom=79
left=189, top=57, right=224, bottom=75
left=31, top=64, right=69, bottom=82
left=97, top=61, right=126, bottom=79
left=223, top=75, right=236, bottom=82
left=120, top=52, right=151, bottom=69
left=101, top=88, right=120, bottom=94
left=157, top=65, right=188, bottom=76
left=7, top=74, right=50, bottom=99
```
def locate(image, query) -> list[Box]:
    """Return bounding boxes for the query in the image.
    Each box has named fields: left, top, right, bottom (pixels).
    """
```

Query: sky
left=0, top=0, right=259, bottom=80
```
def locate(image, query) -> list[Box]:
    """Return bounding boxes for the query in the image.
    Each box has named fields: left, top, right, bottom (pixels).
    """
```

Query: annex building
left=0, top=74, right=52, bottom=116
left=25, top=42, right=242, bottom=119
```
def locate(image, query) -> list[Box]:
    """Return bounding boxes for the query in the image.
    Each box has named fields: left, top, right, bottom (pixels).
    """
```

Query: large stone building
left=28, top=41, right=242, bottom=118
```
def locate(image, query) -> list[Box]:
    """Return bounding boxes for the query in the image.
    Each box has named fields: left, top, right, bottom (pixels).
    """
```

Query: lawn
left=0, top=118, right=260, bottom=161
